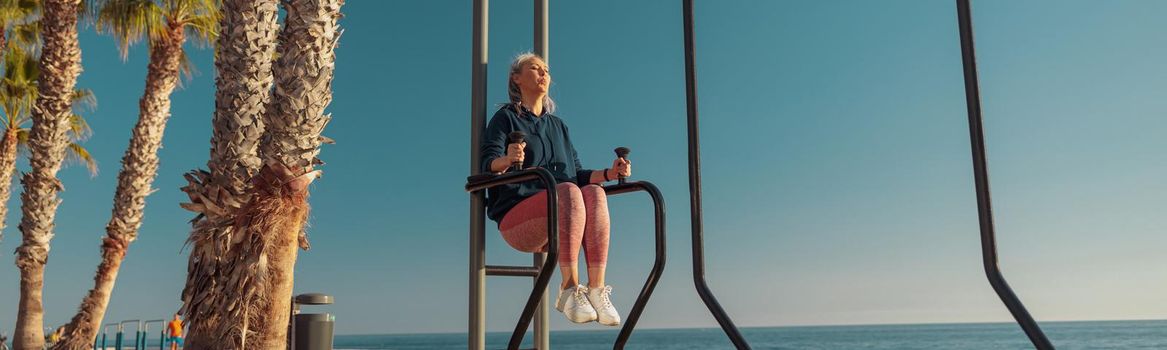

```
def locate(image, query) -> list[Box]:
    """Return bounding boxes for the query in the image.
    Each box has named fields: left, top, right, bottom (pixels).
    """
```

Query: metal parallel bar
left=467, top=170, right=556, bottom=193
left=466, top=155, right=562, bottom=348
left=533, top=2, right=551, bottom=348
left=487, top=265, right=541, bottom=277
left=469, top=0, right=488, bottom=348
left=954, top=1, right=1054, bottom=349
left=682, top=0, right=751, bottom=348
left=605, top=181, right=668, bottom=349
left=505, top=170, right=559, bottom=350
left=532, top=249, right=549, bottom=348
left=465, top=168, right=560, bottom=350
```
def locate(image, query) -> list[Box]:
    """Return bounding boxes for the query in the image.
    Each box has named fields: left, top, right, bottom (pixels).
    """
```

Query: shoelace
left=596, top=285, right=613, bottom=309
left=573, top=285, right=591, bottom=306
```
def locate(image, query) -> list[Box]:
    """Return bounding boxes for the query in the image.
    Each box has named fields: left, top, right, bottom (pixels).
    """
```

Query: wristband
left=603, top=169, right=611, bottom=182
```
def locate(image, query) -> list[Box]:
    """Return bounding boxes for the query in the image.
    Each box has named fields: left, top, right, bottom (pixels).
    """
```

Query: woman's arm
left=481, top=112, right=523, bottom=173
left=587, top=168, right=617, bottom=184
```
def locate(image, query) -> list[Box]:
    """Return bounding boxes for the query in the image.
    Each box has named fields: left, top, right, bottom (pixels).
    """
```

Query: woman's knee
left=579, top=184, right=605, bottom=200
left=580, top=184, right=608, bottom=208
left=555, top=182, right=585, bottom=206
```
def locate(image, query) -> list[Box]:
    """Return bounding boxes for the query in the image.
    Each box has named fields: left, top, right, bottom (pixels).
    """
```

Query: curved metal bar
left=118, top=320, right=141, bottom=350
left=101, top=323, right=118, bottom=350
left=141, top=320, right=164, bottom=350
left=465, top=168, right=559, bottom=350
left=682, top=0, right=751, bottom=348
left=605, top=181, right=667, bottom=349
left=954, top=1, right=1054, bottom=348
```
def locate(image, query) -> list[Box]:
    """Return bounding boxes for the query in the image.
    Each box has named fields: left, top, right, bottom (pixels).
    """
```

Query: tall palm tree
left=0, top=44, right=97, bottom=247
left=0, top=0, right=43, bottom=247
left=11, top=0, right=84, bottom=347
left=177, top=0, right=340, bottom=347
left=178, top=0, right=278, bottom=346
left=50, top=0, right=217, bottom=347
left=242, top=0, right=341, bottom=345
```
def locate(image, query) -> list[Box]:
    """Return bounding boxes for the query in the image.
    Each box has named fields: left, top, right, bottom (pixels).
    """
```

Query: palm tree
left=0, top=44, right=96, bottom=247
left=0, top=0, right=44, bottom=247
left=241, top=0, right=342, bottom=345
left=49, top=0, right=216, bottom=348
left=12, top=0, right=85, bottom=347
left=177, top=0, right=340, bottom=347
left=178, top=0, right=278, bottom=347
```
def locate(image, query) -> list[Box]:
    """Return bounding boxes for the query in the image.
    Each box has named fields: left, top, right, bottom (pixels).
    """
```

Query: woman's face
left=512, top=58, right=550, bottom=95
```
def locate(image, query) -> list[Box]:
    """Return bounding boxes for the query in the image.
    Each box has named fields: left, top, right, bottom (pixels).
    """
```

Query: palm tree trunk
left=179, top=0, right=279, bottom=348
left=246, top=0, right=342, bottom=347
left=12, top=0, right=83, bottom=349
left=51, top=26, right=186, bottom=350
left=0, top=128, right=20, bottom=244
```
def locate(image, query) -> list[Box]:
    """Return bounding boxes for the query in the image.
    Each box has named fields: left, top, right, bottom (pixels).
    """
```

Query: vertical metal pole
left=532, top=1, right=550, bottom=349
left=682, top=0, right=751, bottom=348
left=136, top=320, right=143, bottom=350
left=469, top=0, right=489, bottom=349
left=535, top=0, right=549, bottom=62
left=954, top=1, right=1054, bottom=349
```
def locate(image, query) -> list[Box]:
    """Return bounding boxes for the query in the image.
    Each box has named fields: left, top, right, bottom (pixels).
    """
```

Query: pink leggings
left=500, top=182, right=610, bottom=268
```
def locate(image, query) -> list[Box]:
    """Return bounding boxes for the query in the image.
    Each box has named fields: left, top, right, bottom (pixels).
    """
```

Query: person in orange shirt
left=165, top=314, right=184, bottom=350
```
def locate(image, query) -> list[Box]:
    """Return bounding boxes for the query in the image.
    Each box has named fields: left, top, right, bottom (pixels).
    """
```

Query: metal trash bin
left=291, top=293, right=334, bottom=350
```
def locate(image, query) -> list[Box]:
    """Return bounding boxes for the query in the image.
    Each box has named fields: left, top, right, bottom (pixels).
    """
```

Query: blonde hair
left=507, top=52, right=556, bottom=115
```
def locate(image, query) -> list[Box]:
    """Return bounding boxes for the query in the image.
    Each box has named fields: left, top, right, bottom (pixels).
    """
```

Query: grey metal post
left=469, top=0, right=488, bottom=349
left=532, top=1, right=550, bottom=349
left=535, top=0, right=549, bottom=62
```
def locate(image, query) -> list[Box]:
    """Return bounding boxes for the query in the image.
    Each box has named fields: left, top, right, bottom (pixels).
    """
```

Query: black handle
left=614, top=147, right=630, bottom=184
left=508, top=131, right=526, bottom=172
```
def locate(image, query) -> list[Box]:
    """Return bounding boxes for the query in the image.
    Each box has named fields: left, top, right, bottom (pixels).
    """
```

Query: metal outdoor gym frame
left=466, top=0, right=1054, bottom=349
left=467, top=1, right=746, bottom=349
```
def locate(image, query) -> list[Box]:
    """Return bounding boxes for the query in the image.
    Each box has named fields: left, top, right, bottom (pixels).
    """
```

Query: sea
left=332, top=320, right=1166, bottom=349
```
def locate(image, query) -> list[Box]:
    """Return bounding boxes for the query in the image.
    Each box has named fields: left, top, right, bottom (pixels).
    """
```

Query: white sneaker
left=587, top=285, right=621, bottom=326
left=555, top=285, right=597, bottom=323
left=555, top=287, right=568, bottom=312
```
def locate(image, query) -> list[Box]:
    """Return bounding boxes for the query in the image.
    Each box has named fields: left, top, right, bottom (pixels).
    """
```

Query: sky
left=0, top=0, right=1164, bottom=341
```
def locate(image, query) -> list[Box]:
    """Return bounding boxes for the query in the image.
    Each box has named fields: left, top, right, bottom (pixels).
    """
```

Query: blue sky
left=0, top=0, right=1164, bottom=340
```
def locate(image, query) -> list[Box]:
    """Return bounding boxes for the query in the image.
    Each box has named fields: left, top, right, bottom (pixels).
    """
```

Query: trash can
left=291, top=293, right=334, bottom=350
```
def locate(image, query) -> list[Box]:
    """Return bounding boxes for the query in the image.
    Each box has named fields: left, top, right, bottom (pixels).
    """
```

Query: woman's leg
left=499, top=182, right=586, bottom=290
left=579, top=184, right=611, bottom=289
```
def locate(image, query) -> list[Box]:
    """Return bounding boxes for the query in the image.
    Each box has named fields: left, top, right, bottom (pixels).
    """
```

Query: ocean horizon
left=332, top=319, right=1167, bottom=349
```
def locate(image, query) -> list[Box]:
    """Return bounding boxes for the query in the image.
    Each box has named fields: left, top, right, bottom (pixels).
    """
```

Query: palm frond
left=7, top=21, right=42, bottom=54
left=92, top=0, right=163, bottom=59
left=70, top=87, right=96, bottom=111
left=179, top=0, right=218, bottom=46
left=176, top=48, right=193, bottom=83
left=66, top=113, right=91, bottom=141
left=0, top=0, right=39, bottom=27
left=13, top=127, right=27, bottom=155
left=66, top=141, right=98, bottom=176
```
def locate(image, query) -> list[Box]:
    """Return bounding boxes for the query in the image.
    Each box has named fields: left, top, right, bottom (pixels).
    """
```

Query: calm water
left=334, top=320, right=1166, bottom=349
